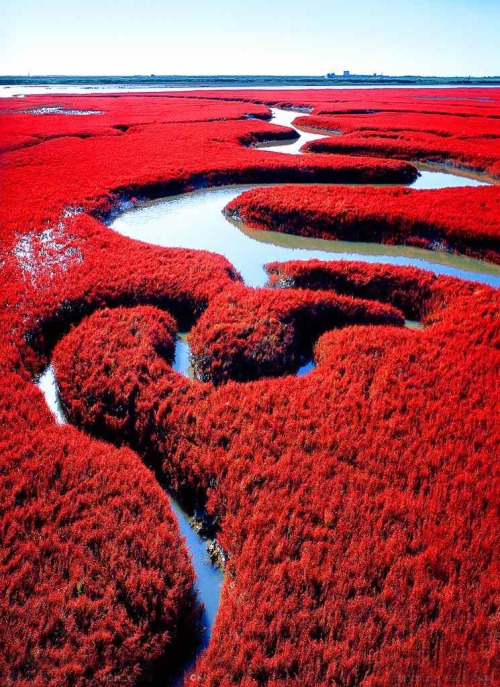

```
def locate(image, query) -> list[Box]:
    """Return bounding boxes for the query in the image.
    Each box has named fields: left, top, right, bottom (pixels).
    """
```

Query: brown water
left=111, top=184, right=499, bottom=288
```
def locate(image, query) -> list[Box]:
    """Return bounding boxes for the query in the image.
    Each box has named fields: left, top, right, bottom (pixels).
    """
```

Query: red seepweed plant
left=0, top=88, right=498, bottom=687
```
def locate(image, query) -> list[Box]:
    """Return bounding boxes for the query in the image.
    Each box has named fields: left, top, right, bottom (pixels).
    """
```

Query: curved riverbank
left=110, top=107, right=498, bottom=287
left=36, top=364, right=224, bottom=661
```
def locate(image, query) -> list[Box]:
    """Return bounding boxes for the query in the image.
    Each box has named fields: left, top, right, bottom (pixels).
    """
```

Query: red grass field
left=0, top=88, right=499, bottom=687
left=225, top=184, right=500, bottom=262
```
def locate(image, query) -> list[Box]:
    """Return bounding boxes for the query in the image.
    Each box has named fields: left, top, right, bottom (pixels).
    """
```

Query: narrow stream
left=259, top=108, right=492, bottom=191
left=256, top=108, right=327, bottom=154
left=173, top=333, right=194, bottom=378
left=35, top=364, right=223, bottom=658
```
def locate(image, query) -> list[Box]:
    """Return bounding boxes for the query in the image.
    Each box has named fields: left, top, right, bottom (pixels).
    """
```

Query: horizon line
left=2, top=73, right=500, bottom=79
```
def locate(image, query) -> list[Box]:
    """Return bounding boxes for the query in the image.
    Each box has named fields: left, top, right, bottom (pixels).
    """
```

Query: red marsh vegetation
left=225, top=184, right=500, bottom=263
left=0, top=88, right=498, bottom=686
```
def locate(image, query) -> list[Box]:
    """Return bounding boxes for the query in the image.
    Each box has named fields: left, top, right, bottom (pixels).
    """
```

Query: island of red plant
left=224, top=184, right=500, bottom=262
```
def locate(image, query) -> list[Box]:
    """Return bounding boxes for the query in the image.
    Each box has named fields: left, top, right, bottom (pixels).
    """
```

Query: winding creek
left=111, top=183, right=499, bottom=288
left=111, top=108, right=498, bottom=289
left=36, top=363, right=224, bottom=665
left=36, top=106, right=499, bottom=681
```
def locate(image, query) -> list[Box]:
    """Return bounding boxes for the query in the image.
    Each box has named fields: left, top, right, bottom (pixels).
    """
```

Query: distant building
left=326, top=71, right=384, bottom=80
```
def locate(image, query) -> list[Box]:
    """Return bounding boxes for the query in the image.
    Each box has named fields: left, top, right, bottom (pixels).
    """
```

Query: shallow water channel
left=111, top=107, right=498, bottom=289
left=260, top=108, right=493, bottom=190
left=36, top=364, right=223, bottom=662
left=109, top=108, right=498, bottom=656
left=37, top=107, right=499, bottom=678
left=111, top=182, right=499, bottom=288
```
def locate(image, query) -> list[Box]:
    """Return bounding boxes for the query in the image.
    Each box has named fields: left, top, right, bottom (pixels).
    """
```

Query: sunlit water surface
left=111, top=108, right=497, bottom=288
left=111, top=184, right=499, bottom=288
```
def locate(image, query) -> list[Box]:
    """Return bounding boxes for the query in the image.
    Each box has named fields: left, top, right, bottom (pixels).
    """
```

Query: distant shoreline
left=2, top=74, right=500, bottom=88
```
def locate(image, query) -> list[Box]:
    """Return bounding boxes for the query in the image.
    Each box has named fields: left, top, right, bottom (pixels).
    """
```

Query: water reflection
left=110, top=185, right=500, bottom=288
left=173, top=332, right=193, bottom=378
left=110, top=107, right=497, bottom=288
left=169, top=497, right=224, bottom=648
left=296, top=360, right=316, bottom=376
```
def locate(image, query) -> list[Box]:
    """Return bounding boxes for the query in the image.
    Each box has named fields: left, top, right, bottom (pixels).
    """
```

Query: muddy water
left=111, top=107, right=497, bottom=288
left=110, top=184, right=499, bottom=288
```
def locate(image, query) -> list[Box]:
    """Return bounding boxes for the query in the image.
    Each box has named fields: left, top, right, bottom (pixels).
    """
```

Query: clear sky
left=1, top=0, right=499, bottom=77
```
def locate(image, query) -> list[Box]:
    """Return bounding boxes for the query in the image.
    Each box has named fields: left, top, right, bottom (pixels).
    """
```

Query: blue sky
left=1, top=0, right=499, bottom=76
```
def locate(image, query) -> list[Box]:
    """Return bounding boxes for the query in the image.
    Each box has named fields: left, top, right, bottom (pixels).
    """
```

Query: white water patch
left=23, top=106, right=104, bottom=115
left=3, top=85, right=497, bottom=99
left=411, top=167, right=490, bottom=189
left=14, top=225, right=83, bottom=285
left=36, top=364, right=67, bottom=424
left=110, top=185, right=500, bottom=288
left=257, top=108, right=326, bottom=154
